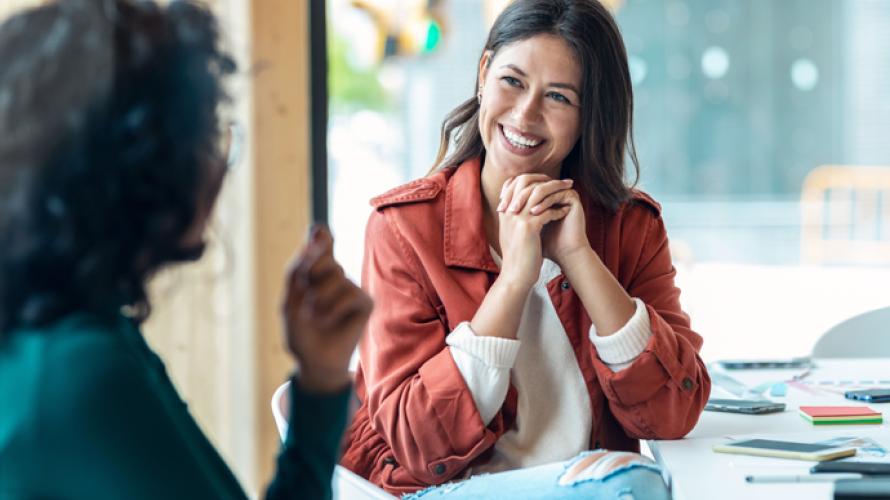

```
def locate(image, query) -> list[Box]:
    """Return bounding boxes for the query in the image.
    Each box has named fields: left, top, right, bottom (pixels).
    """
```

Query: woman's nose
left=511, top=92, right=542, bottom=124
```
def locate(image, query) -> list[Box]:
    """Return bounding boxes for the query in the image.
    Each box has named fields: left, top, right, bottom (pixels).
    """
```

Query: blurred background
left=2, top=0, right=888, bottom=497
left=325, top=0, right=890, bottom=363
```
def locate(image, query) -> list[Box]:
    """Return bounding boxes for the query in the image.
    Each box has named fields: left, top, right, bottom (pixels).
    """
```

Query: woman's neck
left=480, top=157, right=507, bottom=255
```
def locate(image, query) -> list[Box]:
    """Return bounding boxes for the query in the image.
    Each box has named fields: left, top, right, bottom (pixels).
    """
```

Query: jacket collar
left=443, top=158, right=500, bottom=273
left=441, top=157, right=610, bottom=272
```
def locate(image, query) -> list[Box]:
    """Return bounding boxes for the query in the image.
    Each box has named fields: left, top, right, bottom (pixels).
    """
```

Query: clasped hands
left=495, top=173, right=592, bottom=290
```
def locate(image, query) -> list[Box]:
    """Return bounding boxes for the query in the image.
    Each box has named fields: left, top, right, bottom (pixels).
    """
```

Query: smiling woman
left=340, top=0, right=708, bottom=498
left=433, top=0, right=638, bottom=212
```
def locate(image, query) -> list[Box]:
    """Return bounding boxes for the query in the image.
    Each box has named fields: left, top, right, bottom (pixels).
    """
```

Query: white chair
left=811, top=306, right=890, bottom=358
left=271, top=381, right=395, bottom=500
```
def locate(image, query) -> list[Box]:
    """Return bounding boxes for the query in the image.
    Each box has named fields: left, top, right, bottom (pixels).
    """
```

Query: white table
left=648, top=359, right=890, bottom=500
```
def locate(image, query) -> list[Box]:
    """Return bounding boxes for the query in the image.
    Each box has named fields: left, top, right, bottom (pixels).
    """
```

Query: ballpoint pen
left=745, top=473, right=863, bottom=483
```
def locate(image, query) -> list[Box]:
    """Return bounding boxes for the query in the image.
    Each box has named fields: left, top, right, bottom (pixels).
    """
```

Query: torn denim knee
left=557, top=450, right=664, bottom=486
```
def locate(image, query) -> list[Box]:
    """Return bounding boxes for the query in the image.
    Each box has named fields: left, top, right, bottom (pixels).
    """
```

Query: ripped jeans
left=403, top=450, right=670, bottom=500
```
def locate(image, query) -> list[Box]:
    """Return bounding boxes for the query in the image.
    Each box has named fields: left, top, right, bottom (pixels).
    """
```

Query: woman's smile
left=499, top=123, right=546, bottom=156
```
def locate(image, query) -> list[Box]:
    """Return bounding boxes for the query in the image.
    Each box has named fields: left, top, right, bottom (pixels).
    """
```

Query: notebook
left=799, top=406, right=883, bottom=425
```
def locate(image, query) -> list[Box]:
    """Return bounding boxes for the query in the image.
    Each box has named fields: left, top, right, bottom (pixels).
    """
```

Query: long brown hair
left=432, top=0, right=639, bottom=210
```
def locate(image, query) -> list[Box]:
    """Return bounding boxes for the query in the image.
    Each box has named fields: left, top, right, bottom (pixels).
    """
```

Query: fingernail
left=563, top=179, right=574, bottom=184
left=311, top=224, right=329, bottom=241
left=530, top=205, right=540, bottom=214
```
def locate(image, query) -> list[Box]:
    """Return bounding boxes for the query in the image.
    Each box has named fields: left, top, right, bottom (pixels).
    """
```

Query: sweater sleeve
left=446, top=322, right=520, bottom=425
left=589, top=298, right=652, bottom=371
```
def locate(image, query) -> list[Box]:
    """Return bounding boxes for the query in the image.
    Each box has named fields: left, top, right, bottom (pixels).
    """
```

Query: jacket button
left=560, top=280, right=570, bottom=290
left=433, top=463, right=446, bottom=475
left=383, top=457, right=396, bottom=466
left=682, top=377, right=694, bottom=390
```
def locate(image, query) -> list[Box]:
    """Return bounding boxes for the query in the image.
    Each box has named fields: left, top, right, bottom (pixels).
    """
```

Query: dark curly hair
left=0, top=0, right=235, bottom=337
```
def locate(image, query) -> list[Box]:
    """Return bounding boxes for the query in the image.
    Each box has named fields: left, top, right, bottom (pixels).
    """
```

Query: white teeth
left=503, top=127, right=541, bottom=148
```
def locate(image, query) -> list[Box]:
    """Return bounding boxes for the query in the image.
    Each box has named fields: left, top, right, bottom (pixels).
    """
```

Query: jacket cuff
left=589, top=298, right=652, bottom=370
left=446, top=321, right=521, bottom=368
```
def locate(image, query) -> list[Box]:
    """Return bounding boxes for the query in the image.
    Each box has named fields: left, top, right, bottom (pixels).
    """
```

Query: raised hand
left=281, top=225, right=373, bottom=393
left=498, top=173, right=590, bottom=270
left=495, top=174, right=574, bottom=289
left=531, top=186, right=588, bottom=266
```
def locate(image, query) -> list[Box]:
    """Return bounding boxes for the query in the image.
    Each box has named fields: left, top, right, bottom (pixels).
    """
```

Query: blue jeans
left=403, top=450, right=670, bottom=499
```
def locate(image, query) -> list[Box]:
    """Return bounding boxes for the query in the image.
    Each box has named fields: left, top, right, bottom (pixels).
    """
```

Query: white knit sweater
left=446, top=255, right=652, bottom=474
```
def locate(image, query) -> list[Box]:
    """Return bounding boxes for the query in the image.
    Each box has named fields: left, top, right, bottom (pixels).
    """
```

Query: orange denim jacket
left=340, top=158, right=710, bottom=495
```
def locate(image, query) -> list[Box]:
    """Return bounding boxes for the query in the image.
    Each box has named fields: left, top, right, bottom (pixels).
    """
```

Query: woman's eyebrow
left=500, top=64, right=580, bottom=95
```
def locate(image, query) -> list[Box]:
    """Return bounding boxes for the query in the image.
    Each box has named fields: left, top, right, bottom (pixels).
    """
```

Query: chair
left=811, top=306, right=890, bottom=358
left=801, top=164, right=890, bottom=265
left=271, top=381, right=395, bottom=500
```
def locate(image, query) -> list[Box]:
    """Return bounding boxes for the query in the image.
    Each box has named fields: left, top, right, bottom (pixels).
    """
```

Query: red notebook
left=800, top=406, right=881, bottom=418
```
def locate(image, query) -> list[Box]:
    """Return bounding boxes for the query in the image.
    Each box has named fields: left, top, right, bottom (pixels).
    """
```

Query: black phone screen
left=729, top=439, right=835, bottom=453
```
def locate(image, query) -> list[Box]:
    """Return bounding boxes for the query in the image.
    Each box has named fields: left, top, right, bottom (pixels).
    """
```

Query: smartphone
left=717, top=357, right=812, bottom=370
left=812, top=461, right=890, bottom=475
left=705, top=398, right=786, bottom=414
left=845, top=389, right=890, bottom=403
left=713, top=438, right=857, bottom=461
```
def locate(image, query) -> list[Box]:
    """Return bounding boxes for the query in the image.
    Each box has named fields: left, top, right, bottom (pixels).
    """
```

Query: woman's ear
left=477, top=50, right=493, bottom=91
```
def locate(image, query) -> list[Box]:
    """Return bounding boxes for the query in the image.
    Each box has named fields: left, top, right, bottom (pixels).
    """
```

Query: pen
left=745, top=473, right=863, bottom=483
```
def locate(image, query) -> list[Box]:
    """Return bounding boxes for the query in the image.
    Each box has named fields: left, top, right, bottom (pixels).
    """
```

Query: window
left=328, top=0, right=890, bottom=360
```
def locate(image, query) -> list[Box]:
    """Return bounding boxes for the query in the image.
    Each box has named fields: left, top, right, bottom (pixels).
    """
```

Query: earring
left=477, top=88, right=482, bottom=104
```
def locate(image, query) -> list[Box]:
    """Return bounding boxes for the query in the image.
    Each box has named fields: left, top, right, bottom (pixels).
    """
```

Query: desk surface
left=649, top=359, right=890, bottom=500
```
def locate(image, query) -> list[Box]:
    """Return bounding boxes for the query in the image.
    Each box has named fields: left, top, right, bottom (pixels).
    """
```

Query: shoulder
left=625, top=189, right=662, bottom=217
left=40, top=314, right=132, bottom=362
left=36, top=316, right=142, bottom=404
left=364, top=170, right=456, bottom=268
left=606, top=190, right=667, bottom=250
left=369, top=169, right=451, bottom=210
left=608, top=189, right=663, bottom=231
left=365, top=169, right=452, bottom=245
left=2, top=315, right=145, bottom=433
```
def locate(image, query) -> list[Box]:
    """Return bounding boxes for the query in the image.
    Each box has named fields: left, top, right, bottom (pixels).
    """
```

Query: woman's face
left=478, top=34, right=582, bottom=180
left=176, top=139, right=228, bottom=256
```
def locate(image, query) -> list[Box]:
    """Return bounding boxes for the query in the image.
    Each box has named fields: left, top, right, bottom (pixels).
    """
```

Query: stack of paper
left=799, top=406, right=883, bottom=425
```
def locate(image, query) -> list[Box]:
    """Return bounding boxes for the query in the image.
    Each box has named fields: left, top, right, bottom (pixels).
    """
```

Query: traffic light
left=351, top=0, right=445, bottom=61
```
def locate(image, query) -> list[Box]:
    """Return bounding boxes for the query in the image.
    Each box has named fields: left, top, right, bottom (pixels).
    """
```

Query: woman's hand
left=496, top=174, right=573, bottom=289
left=281, top=225, right=373, bottom=393
left=532, top=186, right=590, bottom=266
left=498, top=174, right=589, bottom=267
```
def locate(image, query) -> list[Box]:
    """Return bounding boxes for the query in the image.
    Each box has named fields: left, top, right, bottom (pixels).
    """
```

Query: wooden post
left=250, top=0, right=312, bottom=489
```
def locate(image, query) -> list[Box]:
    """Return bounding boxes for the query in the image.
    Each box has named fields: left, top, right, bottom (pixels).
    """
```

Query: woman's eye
left=502, top=76, right=522, bottom=87
left=548, top=91, right=571, bottom=105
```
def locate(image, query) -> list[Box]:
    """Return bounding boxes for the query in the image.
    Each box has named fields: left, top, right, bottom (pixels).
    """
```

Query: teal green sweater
left=0, top=312, right=349, bottom=499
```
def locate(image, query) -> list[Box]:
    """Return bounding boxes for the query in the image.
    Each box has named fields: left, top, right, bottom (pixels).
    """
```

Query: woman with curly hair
left=0, top=1, right=371, bottom=499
